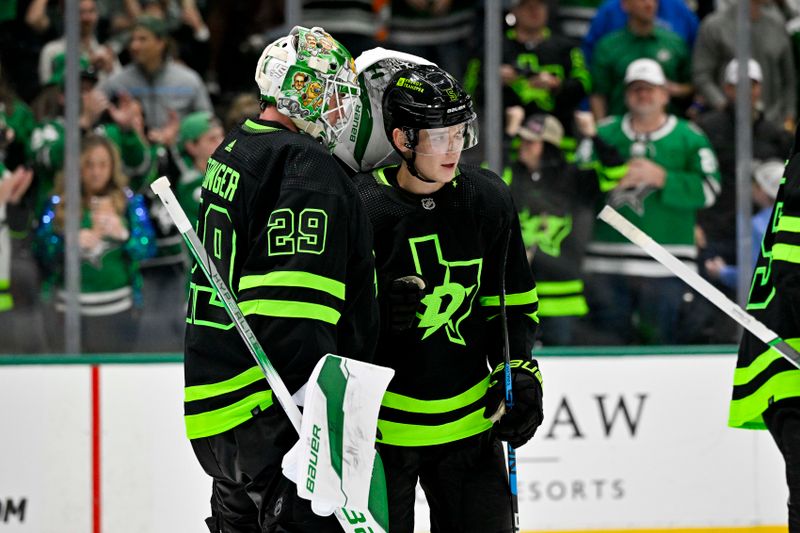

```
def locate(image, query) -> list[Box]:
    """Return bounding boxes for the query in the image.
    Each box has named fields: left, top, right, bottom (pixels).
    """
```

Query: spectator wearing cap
left=38, top=0, right=119, bottom=87
left=174, top=111, right=223, bottom=228
left=693, top=0, right=795, bottom=129
left=584, top=59, right=721, bottom=345
left=695, top=59, right=792, bottom=288
left=503, top=111, right=625, bottom=345
left=134, top=111, right=222, bottom=352
left=705, top=159, right=785, bottom=291
left=590, top=0, right=692, bottom=120
left=97, top=15, right=212, bottom=134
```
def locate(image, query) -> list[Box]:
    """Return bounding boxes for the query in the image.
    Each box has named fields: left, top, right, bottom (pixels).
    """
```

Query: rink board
left=0, top=350, right=789, bottom=532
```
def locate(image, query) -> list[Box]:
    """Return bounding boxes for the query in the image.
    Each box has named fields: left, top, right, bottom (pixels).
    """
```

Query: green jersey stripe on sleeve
left=240, top=299, right=341, bottom=325
left=239, top=270, right=346, bottom=300
left=733, top=338, right=800, bottom=387
left=185, top=391, right=273, bottom=439
left=479, top=287, right=539, bottom=307
left=184, top=366, right=266, bottom=402
left=772, top=243, right=800, bottom=264
left=778, top=215, right=800, bottom=233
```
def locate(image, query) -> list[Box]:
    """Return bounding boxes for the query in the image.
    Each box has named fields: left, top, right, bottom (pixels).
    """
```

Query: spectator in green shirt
left=589, top=0, right=692, bottom=120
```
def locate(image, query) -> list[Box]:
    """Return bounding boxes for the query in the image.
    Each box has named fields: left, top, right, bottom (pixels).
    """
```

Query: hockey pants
left=764, top=398, right=800, bottom=533
left=378, top=429, right=514, bottom=533
left=191, top=404, right=341, bottom=533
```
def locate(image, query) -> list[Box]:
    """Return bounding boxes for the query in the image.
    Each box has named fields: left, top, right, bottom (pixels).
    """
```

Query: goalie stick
left=598, top=205, right=800, bottom=369
left=149, top=177, right=389, bottom=533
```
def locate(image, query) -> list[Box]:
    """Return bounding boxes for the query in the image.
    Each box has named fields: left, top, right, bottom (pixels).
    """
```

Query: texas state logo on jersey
left=408, top=234, right=482, bottom=346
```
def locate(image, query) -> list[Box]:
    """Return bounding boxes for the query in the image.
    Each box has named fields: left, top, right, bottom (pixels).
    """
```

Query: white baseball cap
left=624, top=58, right=667, bottom=86
left=724, top=59, right=763, bottom=85
left=753, top=159, right=784, bottom=200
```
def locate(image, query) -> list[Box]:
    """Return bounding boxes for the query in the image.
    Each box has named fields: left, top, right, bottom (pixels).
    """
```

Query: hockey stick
left=598, top=205, right=800, bottom=369
left=149, top=177, right=389, bottom=532
left=499, top=229, right=521, bottom=533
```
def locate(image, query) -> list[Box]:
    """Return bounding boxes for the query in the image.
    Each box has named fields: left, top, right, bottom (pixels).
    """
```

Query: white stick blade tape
left=149, top=176, right=193, bottom=234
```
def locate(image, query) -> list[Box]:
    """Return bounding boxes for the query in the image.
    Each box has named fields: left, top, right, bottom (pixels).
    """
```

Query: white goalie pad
left=282, top=354, right=394, bottom=518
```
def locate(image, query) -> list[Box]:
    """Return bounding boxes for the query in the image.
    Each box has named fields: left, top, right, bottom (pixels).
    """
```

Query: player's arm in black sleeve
left=771, top=137, right=800, bottom=293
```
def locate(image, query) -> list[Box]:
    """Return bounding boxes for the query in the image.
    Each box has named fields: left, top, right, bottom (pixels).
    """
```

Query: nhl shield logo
left=421, top=198, right=436, bottom=210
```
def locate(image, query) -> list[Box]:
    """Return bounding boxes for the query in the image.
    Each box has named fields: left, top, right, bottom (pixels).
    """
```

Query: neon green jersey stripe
left=0, top=278, right=9, bottom=290
left=778, top=215, right=800, bottom=233
left=733, top=337, right=800, bottom=386
left=773, top=243, right=800, bottom=264
left=242, top=119, right=279, bottom=133
left=479, top=288, right=539, bottom=307
left=185, top=391, right=273, bottom=439
left=729, top=371, right=800, bottom=430
left=538, top=295, right=589, bottom=317
left=240, top=299, right=341, bottom=324
left=0, top=293, right=12, bottom=311
left=239, top=271, right=345, bottom=300
left=184, top=366, right=266, bottom=402
left=378, top=409, right=492, bottom=446
left=382, top=376, right=490, bottom=413
left=536, top=280, right=584, bottom=296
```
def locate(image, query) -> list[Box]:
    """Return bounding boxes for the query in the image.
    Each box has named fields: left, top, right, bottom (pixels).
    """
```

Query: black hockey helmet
left=382, top=64, right=478, bottom=156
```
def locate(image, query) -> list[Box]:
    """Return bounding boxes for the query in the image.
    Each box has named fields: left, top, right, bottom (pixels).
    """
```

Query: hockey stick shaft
left=150, top=177, right=303, bottom=429
left=598, top=205, right=800, bottom=369
left=500, top=229, right=520, bottom=533
left=151, top=177, right=388, bottom=533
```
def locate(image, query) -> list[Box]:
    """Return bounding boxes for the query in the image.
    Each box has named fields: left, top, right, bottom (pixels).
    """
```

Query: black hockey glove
left=483, top=360, right=544, bottom=448
left=382, top=275, right=426, bottom=333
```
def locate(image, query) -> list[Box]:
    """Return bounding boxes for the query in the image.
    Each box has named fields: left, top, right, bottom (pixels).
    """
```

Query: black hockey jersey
left=355, top=164, right=539, bottom=447
left=502, top=137, right=625, bottom=318
left=183, top=119, right=379, bottom=439
left=730, top=133, right=800, bottom=430
left=465, top=28, right=589, bottom=144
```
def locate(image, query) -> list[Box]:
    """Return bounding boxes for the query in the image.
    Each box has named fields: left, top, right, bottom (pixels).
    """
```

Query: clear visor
left=410, top=121, right=479, bottom=155
left=320, top=78, right=360, bottom=143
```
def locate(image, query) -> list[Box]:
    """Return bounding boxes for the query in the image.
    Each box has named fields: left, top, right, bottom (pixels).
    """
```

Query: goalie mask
left=255, top=26, right=360, bottom=152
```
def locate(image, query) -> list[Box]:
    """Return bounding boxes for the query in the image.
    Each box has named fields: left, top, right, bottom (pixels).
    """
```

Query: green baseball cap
left=48, top=53, right=97, bottom=87
left=179, top=111, right=218, bottom=148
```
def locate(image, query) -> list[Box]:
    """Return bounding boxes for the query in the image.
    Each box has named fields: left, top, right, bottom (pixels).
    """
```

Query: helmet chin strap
left=395, top=128, right=436, bottom=184
left=402, top=151, right=437, bottom=184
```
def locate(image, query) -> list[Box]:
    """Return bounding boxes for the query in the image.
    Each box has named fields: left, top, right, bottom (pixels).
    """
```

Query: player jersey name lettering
left=202, top=157, right=240, bottom=202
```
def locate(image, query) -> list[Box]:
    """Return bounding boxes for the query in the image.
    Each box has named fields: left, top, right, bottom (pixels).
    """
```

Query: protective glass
left=411, top=120, right=479, bottom=155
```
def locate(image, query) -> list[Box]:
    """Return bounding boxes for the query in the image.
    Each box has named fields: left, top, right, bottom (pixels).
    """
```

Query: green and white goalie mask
left=255, top=26, right=360, bottom=152
left=334, top=48, right=434, bottom=172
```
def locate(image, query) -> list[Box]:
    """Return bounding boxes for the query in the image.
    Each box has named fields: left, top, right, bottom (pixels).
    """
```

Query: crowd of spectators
left=0, top=0, right=797, bottom=353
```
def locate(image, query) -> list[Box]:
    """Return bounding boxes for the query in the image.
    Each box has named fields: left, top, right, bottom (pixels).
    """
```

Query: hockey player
left=731, top=129, right=800, bottom=532
left=183, top=26, right=378, bottom=532
left=354, top=64, right=543, bottom=532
